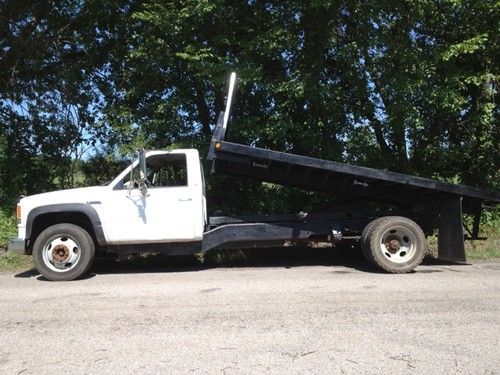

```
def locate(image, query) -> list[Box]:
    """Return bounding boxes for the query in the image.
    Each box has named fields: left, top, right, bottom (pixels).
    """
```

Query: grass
left=426, top=221, right=500, bottom=260
left=0, top=251, right=33, bottom=272
left=0, top=210, right=33, bottom=272
left=0, top=210, right=17, bottom=251
left=465, top=235, right=500, bottom=259
left=464, top=210, right=500, bottom=260
left=463, top=212, right=499, bottom=259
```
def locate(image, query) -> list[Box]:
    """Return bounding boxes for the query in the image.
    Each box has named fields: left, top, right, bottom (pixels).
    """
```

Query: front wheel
left=361, top=216, right=426, bottom=273
left=32, top=223, right=95, bottom=281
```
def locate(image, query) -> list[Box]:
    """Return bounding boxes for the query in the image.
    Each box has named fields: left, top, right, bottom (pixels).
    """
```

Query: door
left=101, top=152, right=196, bottom=244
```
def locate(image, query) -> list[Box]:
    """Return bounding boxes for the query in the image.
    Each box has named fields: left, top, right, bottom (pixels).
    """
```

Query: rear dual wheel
left=33, top=223, right=95, bottom=281
left=361, top=216, right=426, bottom=273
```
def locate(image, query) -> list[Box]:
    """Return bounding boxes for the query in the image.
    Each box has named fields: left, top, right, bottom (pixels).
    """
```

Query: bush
left=427, top=208, right=500, bottom=260
left=465, top=209, right=500, bottom=259
left=0, top=210, right=16, bottom=251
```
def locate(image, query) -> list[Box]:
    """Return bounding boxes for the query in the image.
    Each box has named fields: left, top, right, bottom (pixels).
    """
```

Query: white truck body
left=16, top=149, right=206, bottom=246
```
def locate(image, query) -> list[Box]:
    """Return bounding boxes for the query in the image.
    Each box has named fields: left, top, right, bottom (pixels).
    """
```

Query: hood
left=20, top=186, right=108, bottom=209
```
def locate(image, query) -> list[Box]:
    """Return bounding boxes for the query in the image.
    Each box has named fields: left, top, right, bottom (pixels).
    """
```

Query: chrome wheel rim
left=42, top=236, right=81, bottom=272
left=379, top=226, right=417, bottom=264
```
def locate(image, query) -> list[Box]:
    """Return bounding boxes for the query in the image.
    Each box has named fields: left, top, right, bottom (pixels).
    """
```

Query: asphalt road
left=0, top=257, right=499, bottom=374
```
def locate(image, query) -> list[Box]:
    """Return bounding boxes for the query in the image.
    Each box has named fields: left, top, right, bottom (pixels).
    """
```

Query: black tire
left=32, top=223, right=95, bottom=281
left=361, top=216, right=426, bottom=273
left=360, top=219, right=378, bottom=264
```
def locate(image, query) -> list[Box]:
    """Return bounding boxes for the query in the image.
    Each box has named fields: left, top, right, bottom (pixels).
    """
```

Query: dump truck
left=8, top=73, right=500, bottom=280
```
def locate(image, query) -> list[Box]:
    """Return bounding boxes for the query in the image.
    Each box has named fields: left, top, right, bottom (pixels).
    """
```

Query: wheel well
left=28, top=212, right=96, bottom=254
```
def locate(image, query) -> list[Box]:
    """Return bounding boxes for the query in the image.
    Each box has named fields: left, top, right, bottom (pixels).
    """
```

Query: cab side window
left=148, top=154, right=188, bottom=188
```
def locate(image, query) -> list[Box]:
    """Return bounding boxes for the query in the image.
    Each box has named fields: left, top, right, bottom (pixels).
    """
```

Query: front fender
left=26, top=203, right=106, bottom=246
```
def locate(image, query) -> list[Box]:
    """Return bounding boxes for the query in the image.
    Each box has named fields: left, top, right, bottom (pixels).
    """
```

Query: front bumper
left=8, top=238, right=26, bottom=254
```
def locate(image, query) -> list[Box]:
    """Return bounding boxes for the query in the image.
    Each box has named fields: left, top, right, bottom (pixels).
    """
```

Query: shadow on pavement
left=14, top=245, right=472, bottom=279
left=36, top=273, right=98, bottom=281
left=85, top=245, right=388, bottom=276
left=420, top=257, right=471, bottom=266
left=14, top=269, right=39, bottom=278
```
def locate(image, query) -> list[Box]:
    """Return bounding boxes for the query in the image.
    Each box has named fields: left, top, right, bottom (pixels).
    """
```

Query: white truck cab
left=103, top=149, right=206, bottom=244
left=10, top=149, right=207, bottom=280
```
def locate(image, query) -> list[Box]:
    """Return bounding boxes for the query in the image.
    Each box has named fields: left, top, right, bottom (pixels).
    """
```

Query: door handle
left=178, top=198, right=192, bottom=202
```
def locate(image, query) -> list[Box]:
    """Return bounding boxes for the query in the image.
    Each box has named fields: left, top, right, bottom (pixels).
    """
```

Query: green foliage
left=202, top=249, right=247, bottom=266
left=0, top=0, right=498, bottom=216
left=0, top=210, right=16, bottom=249
left=98, top=0, right=498, bottom=189
left=79, top=156, right=129, bottom=187
left=443, top=33, right=489, bottom=61
left=0, top=1, right=126, bottom=205
left=465, top=239, right=500, bottom=260
left=0, top=210, right=32, bottom=272
left=464, top=206, right=500, bottom=236
left=427, top=208, right=499, bottom=260
left=0, top=251, right=33, bottom=272
left=465, top=210, right=500, bottom=259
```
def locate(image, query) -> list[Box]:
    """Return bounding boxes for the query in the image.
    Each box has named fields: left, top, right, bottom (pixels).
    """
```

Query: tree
left=0, top=0, right=131, bottom=206
left=0, top=0, right=497, bottom=213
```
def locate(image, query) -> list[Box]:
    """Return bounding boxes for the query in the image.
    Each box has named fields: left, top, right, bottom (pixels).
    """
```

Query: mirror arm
left=128, top=161, right=134, bottom=195
left=138, top=149, right=149, bottom=197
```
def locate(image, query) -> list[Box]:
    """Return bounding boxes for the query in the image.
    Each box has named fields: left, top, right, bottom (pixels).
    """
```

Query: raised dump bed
left=208, top=73, right=500, bottom=263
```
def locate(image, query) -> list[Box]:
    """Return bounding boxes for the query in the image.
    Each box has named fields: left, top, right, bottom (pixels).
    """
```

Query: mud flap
left=438, top=196, right=466, bottom=262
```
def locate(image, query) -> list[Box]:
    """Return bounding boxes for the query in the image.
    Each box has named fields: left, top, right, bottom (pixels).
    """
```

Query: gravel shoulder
left=0, top=260, right=499, bottom=374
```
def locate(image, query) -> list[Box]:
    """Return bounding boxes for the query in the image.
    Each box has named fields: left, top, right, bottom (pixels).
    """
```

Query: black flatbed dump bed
left=203, top=73, right=500, bottom=268
left=209, top=137, right=499, bottom=213
left=206, top=74, right=499, bottom=263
